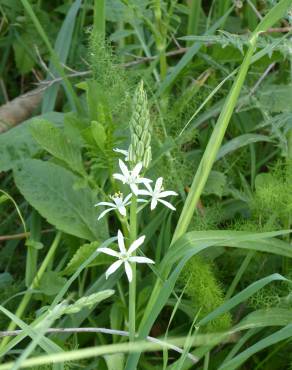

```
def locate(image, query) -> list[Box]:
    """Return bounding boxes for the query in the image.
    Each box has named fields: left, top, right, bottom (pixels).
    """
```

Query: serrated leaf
left=63, top=241, right=114, bottom=275
left=258, top=84, right=292, bottom=113
left=0, top=112, right=64, bottom=172
left=91, top=121, right=106, bottom=150
left=39, top=271, right=67, bottom=296
left=13, top=159, right=105, bottom=241
left=203, top=171, right=226, bottom=197
left=65, top=290, right=114, bottom=314
left=0, top=272, right=13, bottom=289
left=30, top=119, right=84, bottom=174
left=13, top=40, right=35, bottom=74
left=255, top=173, right=274, bottom=191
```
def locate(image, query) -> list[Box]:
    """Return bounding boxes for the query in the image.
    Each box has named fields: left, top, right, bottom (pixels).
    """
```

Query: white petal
left=136, top=177, right=152, bottom=185
left=105, top=260, right=123, bottom=279
left=128, top=235, right=145, bottom=254
left=132, top=162, right=142, bottom=178
left=137, top=189, right=151, bottom=196
left=124, top=193, right=132, bottom=203
left=158, top=199, right=176, bottom=211
left=137, top=198, right=148, bottom=203
left=117, top=205, right=127, bottom=217
left=98, top=208, right=115, bottom=220
left=117, top=230, right=126, bottom=254
left=128, top=256, right=155, bottom=264
left=159, top=191, right=178, bottom=198
left=95, top=201, right=115, bottom=207
left=98, top=247, right=119, bottom=257
left=130, top=183, right=139, bottom=195
left=144, top=181, right=153, bottom=193
left=124, top=261, right=133, bottom=282
left=113, top=173, right=126, bottom=183
left=119, top=159, right=130, bottom=178
left=114, top=148, right=128, bottom=157
left=154, top=177, right=163, bottom=193
left=150, top=198, right=158, bottom=210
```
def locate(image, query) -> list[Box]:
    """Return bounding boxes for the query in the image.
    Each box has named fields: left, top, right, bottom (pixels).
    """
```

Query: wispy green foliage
left=180, top=256, right=232, bottom=332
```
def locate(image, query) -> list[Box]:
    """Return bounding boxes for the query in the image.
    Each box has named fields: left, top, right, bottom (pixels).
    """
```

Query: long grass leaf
left=42, top=0, right=82, bottom=113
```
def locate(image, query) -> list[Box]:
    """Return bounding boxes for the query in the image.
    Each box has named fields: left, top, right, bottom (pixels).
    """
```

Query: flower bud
left=143, top=147, right=152, bottom=168
left=128, top=80, right=152, bottom=168
left=137, top=141, right=144, bottom=158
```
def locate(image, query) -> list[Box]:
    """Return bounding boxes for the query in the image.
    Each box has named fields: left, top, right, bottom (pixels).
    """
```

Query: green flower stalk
left=128, top=81, right=152, bottom=168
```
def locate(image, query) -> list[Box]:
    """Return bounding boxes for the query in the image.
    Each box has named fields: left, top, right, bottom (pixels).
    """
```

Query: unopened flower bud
left=143, top=147, right=152, bottom=168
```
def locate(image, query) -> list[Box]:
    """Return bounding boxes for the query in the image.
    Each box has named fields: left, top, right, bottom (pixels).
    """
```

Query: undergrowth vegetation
left=0, top=0, right=292, bottom=369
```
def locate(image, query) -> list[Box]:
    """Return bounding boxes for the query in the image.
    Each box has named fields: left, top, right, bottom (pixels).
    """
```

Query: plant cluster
left=0, top=0, right=292, bottom=369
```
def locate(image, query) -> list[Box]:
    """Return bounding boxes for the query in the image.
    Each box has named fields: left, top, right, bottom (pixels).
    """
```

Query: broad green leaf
left=30, top=119, right=84, bottom=174
left=39, top=271, right=67, bottom=296
left=0, top=272, right=13, bottom=288
left=64, top=290, right=114, bottom=314
left=203, top=171, right=226, bottom=197
left=63, top=241, right=113, bottom=275
left=91, top=121, right=106, bottom=150
left=0, top=112, right=64, bottom=172
left=255, top=173, right=274, bottom=191
left=12, top=39, right=34, bottom=74
left=13, top=159, right=103, bottom=241
left=258, top=84, right=292, bottom=113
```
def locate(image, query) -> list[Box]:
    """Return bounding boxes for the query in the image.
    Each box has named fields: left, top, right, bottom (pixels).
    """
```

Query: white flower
left=138, top=177, right=178, bottom=211
left=95, top=193, right=132, bottom=220
left=98, top=230, right=154, bottom=282
left=113, top=159, right=152, bottom=195
left=113, top=148, right=129, bottom=161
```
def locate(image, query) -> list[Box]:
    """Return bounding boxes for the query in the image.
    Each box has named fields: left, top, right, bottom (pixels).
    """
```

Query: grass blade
left=42, top=0, right=82, bottom=113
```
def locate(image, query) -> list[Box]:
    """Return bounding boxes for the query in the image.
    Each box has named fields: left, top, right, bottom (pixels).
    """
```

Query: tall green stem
left=0, top=232, right=62, bottom=350
left=153, top=0, right=167, bottom=80
left=129, top=196, right=137, bottom=342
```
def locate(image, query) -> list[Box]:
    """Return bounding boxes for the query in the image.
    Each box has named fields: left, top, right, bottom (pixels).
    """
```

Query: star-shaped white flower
left=113, top=159, right=152, bottom=195
left=113, top=148, right=129, bottom=161
left=138, top=177, right=178, bottom=210
left=98, top=230, right=154, bottom=282
left=95, top=193, right=132, bottom=220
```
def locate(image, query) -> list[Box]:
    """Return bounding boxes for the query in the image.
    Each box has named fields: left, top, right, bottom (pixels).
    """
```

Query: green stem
left=93, top=0, right=105, bottom=40
left=153, top=0, right=167, bottom=80
left=129, top=196, right=137, bottom=342
left=225, top=251, right=255, bottom=300
left=0, top=232, right=62, bottom=350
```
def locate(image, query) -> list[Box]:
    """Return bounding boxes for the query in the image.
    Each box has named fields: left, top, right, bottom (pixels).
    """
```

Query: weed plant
left=0, top=1, right=292, bottom=369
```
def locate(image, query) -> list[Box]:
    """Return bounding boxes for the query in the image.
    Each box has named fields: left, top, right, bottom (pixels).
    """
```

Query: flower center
left=120, top=253, right=129, bottom=261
